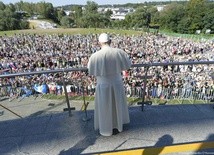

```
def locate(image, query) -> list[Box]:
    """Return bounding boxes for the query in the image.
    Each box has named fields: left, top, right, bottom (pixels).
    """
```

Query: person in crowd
left=87, top=33, right=132, bottom=136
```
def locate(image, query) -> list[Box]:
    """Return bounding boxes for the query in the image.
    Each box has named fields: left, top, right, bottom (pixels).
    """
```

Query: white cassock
left=87, top=45, right=131, bottom=136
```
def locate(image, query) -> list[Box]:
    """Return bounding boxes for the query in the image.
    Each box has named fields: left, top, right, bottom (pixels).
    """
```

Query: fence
left=0, top=61, right=214, bottom=116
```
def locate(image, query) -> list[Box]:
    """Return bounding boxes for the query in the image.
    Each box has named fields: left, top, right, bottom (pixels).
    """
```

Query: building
left=98, top=7, right=135, bottom=20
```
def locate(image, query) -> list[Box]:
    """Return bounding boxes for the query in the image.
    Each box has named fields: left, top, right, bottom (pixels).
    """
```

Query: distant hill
left=59, top=1, right=186, bottom=10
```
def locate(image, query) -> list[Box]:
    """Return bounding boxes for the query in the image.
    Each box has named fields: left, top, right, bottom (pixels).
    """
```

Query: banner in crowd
left=34, top=84, right=49, bottom=94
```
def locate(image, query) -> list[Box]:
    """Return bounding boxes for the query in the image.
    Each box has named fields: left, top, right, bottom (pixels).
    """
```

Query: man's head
left=98, top=33, right=111, bottom=45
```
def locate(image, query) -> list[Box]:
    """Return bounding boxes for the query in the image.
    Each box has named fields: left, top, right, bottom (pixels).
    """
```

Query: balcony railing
left=0, top=61, right=214, bottom=118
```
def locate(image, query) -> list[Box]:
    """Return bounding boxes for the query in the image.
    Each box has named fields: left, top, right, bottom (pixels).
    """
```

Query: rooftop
left=0, top=96, right=214, bottom=154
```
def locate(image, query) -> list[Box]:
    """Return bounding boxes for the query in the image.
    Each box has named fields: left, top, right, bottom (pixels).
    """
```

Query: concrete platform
left=0, top=96, right=214, bottom=155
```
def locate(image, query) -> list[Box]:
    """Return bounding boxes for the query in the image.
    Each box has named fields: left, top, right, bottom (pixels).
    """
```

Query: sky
left=1, top=0, right=150, bottom=6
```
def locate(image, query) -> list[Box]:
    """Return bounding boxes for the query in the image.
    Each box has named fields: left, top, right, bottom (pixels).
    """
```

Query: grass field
left=1, top=27, right=213, bottom=42
left=162, top=30, right=214, bottom=41
left=0, top=27, right=145, bottom=36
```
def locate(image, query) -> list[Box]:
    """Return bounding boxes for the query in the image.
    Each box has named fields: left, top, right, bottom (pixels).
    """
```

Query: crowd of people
left=0, top=32, right=214, bottom=101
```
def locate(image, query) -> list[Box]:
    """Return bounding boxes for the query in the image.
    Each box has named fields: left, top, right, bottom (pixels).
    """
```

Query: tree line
left=0, top=0, right=213, bottom=34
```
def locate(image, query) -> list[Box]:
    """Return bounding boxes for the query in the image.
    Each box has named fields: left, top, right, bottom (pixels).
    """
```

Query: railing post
left=137, top=65, right=152, bottom=111
left=141, top=66, right=149, bottom=111
left=81, top=74, right=91, bottom=121
left=62, top=77, right=72, bottom=116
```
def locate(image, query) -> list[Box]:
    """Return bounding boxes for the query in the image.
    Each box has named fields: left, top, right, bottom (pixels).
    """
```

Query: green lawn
left=0, top=28, right=144, bottom=36
left=1, top=27, right=213, bottom=42
left=160, top=30, right=214, bottom=41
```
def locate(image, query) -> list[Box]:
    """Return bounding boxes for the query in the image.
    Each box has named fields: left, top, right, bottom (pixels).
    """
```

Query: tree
left=177, top=17, right=192, bottom=34
left=22, top=2, right=35, bottom=17
left=98, top=15, right=111, bottom=28
left=5, top=3, right=16, bottom=12
left=202, top=8, right=214, bottom=33
left=84, top=1, right=98, bottom=14
left=124, top=7, right=151, bottom=29
left=159, top=3, right=186, bottom=32
left=78, top=1, right=108, bottom=28
left=80, top=13, right=99, bottom=28
left=147, top=6, right=159, bottom=26
left=36, top=2, right=54, bottom=19
left=2, top=7, right=17, bottom=30
left=104, top=9, right=113, bottom=18
left=0, top=1, right=6, bottom=10
left=0, top=2, right=29, bottom=31
left=200, top=2, right=214, bottom=33
left=14, top=0, right=24, bottom=11
left=186, top=0, right=206, bottom=33
left=56, top=9, right=66, bottom=23
left=60, top=16, right=74, bottom=28
left=123, top=14, right=133, bottom=29
left=19, top=20, right=29, bottom=29
left=71, top=5, right=83, bottom=19
left=0, top=10, right=7, bottom=30
left=70, top=5, right=83, bottom=27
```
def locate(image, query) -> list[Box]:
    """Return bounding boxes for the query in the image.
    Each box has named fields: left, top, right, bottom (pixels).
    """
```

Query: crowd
left=0, top=32, right=214, bottom=101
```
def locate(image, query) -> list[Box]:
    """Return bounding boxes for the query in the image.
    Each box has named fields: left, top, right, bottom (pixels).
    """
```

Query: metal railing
left=0, top=67, right=88, bottom=117
left=0, top=61, right=214, bottom=117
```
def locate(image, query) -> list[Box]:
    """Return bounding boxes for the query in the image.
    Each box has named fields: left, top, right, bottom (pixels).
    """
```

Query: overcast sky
left=1, top=0, right=160, bottom=6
